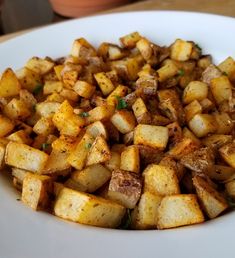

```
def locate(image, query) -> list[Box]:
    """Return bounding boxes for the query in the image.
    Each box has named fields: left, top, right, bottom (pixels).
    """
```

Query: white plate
left=0, top=11, right=234, bottom=258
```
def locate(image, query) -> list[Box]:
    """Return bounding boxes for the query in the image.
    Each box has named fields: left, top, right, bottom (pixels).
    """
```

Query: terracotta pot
left=49, top=0, right=134, bottom=18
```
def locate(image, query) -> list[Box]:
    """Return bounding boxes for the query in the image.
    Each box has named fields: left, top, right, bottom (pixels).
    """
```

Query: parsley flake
left=222, top=71, right=228, bottom=76
left=16, top=198, right=21, bottom=201
left=41, top=143, right=50, bottom=151
left=120, top=209, right=132, bottom=229
left=178, top=69, right=185, bottom=77
left=227, top=196, right=235, bottom=209
left=33, top=84, right=43, bottom=95
left=79, top=112, right=89, bottom=118
left=85, top=143, right=92, bottom=149
left=195, top=44, right=202, bottom=51
left=115, top=96, right=128, bottom=110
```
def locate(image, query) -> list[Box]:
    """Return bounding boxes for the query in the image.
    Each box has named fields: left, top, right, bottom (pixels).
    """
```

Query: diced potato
left=62, top=69, right=79, bottom=89
left=25, top=57, right=54, bottom=75
left=4, top=98, right=31, bottom=120
left=71, top=164, right=111, bottom=193
left=22, top=173, right=53, bottom=210
left=104, top=121, right=120, bottom=142
left=106, top=85, right=128, bottom=106
left=183, top=81, right=208, bottom=104
left=54, top=65, right=64, bottom=81
left=86, top=121, right=108, bottom=140
left=12, top=167, right=31, bottom=184
left=182, top=127, right=201, bottom=145
left=0, top=68, right=21, bottom=97
left=86, top=135, right=111, bottom=166
left=36, top=102, right=60, bottom=118
left=218, top=56, right=235, bottom=82
left=166, top=122, right=182, bottom=145
left=111, top=110, right=136, bottom=134
left=51, top=135, right=76, bottom=153
left=143, top=164, right=180, bottom=196
left=188, top=114, right=217, bottom=138
left=67, top=133, right=94, bottom=170
left=202, top=64, right=222, bottom=84
left=193, top=176, right=228, bottom=219
left=87, top=105, right=115, bottom=124
left=197, top=55, right=212, bottom=70
left=137, top=145, right=164, bottom=166
left=98, top=43, right=127, bottom=61
left=157, top=194, right=204, bottom=229
left=170, top=39, right=193, bottom=61
left=107, top=169, right=142, bottom=209
left=210, top=76, right=232, bottom=104
left=131, top=192, right=162, bottom=230
left=0, top=143, right=5, bottom=169
left=199, top=98, right=214, bottom=112
left=54, top=187, right=125, bottom=228
left=94, top=72, right=115, bottom=96
left=202, top=134, right=232, bottom=149
left=7, top=130, right=32, bottom=145
left=33, top=117, right=55, bottom=136
left=213, top=112, right=233, bottom=134
left=73, top=80, right=95, bottom=99
left=180, top=147, right=214, bottom=173
left=120, top=145, right=140, bottom=173
left=132, top=97, right=151, bottom=124
left=46, top=92, right=65, bottom=103
left=207, top=165, right=235, bottom=182
left=134, top=124, right=168, bottom=150
left=184, top=100, right=202, bottom=122
left=0, top=115, right=14, bottom=137
left=151, top=114, right=171, bottom=126
left=64, top=178, right=87, bottom=192
left=225, top=179, right=235, bottom=199
left=123, top=131, right=134, bottom=145
left=104, top=151, right=121, bottom=171
left=157, top=59, right=178, bottom=82
left=60, top=89, right=79, bottom=102
left=136, top=38, right=153, bottom=60
left=5, top=141, right=48, bottom=173
left=219, top=142, right=235, bottom=168
left=70, top=38, right=96, bottom=58
left=120, top=32, right=142, bottom=49
left=43, top=81, right=63, bottom=95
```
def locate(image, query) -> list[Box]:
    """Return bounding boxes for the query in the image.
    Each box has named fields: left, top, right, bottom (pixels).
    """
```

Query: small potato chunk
left=193, top=176, right=228, bottom=219
left=36, top=102, right=60, bottom=118
left=182, top=127, right=201, bottom=145
left=184, top=100, right=202, bottom=122
left=108, top=169, right=142, bottom=209
left=218, top=56, right=235, bottom=82
left=0, top=115, right=14, bottom=137
left=86, top=121, right=108, bottom=140
left=0, top=68, right=21, bottom=97
left=157, top=194, right=204, bottom=229
left=132, top=97, right=151, bottom=124
left=202, top=64, right=222, bottom=85
left=71, top=164, right=111, bottom=193
left=33, top=117, right=55, bottom=136
left=134, top=124, right=168, bottom=150
left=170, top=39, right=193, bottom=61
left=183, top=81, right=208, bottom=104
left=73, top=80, right=95, bottom=99
left=0, top=143, right=5, bottom=169
left=5, top=142, right=48, bottom=173
left=157, top=59, right=178, bottom=82
left=25, top=57, right=54, bottom=75
left=70, top=38, right=96, bottom=58
left=7, top=130, right=32, bottom=145
left=136, top=38, right=153, bottom=60
left=120, top=32, right=141, bottom=49
left=4, top=98, right=31, bottom=120
left=143, top=164, right=180, bottom=196
left=213, top=112, right=233, bottom=134
left=208, top=165, right=235, bottom=182
left=225, top=179, right=235, bottom=199
left=180, top=147, right=214, bottom=173
left=188, top=114, right=217, bottom=138
left=54, top=187, right=125, bottom=228
left=94, top=72, right=115, bottom=96
left=202, top=134, right=232, bottom=149
left=52, top=135, right=76, bottom=153
left=105, top=151, right=121, bottom=171
left=87, top=105, right=115, bottom=124
left=106, top=85, right=128, bottom=106
left=210, top=76, right=232, bottom=104
left=219, top=142, right=235, bottom=168
left=86, top=135, right=111, bottom=166
left=22, top=173, right=53, bottom=210
left=43, top=81, right=63, bottom=95
left=120, top=145, right=140, bottom=173
left=111, top=110, right=136, bottom=134
left=131, top=192, right=162, bottom=230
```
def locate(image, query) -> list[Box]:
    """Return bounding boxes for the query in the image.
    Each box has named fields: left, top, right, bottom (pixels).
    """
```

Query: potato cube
left=73, top=80, right=95, bottom=99
left=120, top=145, right=140, bottom=173
left=0, top=143, right=5, bottom=169
left=131, top=192, right=162, bottom=230
left=157, top=59, right=178, bottom=82
left=54, top=187, right=125, bottom=228
left=182, top=127, right=201, bottom=145
left=67, top=133, right=94, bottom=170
left=111, top=110, right=136, bottom=134
left=86, top=121, right=108, bottom=140
left=5, top=142, right=48, bottom=173
left=22, top=173, right=53, bottom=210
left=106, top=85, right=128, bottom=106
left=33, top=117, right=55, bottom=136
left=184, top=100, right=202, bottom=122
left=199, top=98, right=214, bottom=112
left=36, top=102, right=60, bottom=118
left=71, top=164, right=111, bottom=193
left=94, top=72, right=115, bottom=96
left=12, top=167, right=31, bottom=184
left=143, top=164, right=180, bottom=196
left=52, top=135, right=76, bottom=153
left=43, top=81, right=63, bottom=95
left=107, top=169, right=142, bottom=209
left=134, top=124, right=168, bottom=150
left=193, top=176, right=228, bottom=218
left=70, top=38, right=96, bottom=58
left=202, top=134, right=232, bottom=149
left=46, top=92, right=65, bottom=103
left=218, top=56, right=235, bottom=82
left=225, top=179, right=235, bottom=199
left=120, top=32, right=142, bottom=49
left=0, top=115, right=14, bottom=137
left=87, top=105, right=115, bottom=124
left=170, top=39, right=193, bottom=61
left=183, top=81, right=208, bottom=104
left=207, top=165, right=235, bottom=182
left=105, top=151, right=121, bottom=171
left=210, top=76, right=232, bottom=104
left=188, top=114, right=217, bottom=138
left=7, top=130, right=32, bottom=145
left=4, top=98, right=31, bottom=120
left=202, top=64, right=222, bottom=84
left=213, top=112, right=233, bottom=134
left=219, top=142, right=235, bottom=168
left=136, top=38, right=153, bottom=60
left=0, top=68, right=21, bottom=97
left=86, top=135, right=111, bottom=166
left=25, top=57, right=54, bottom=75
left=157, top=194, right=204, bottom=229
left=132, top=97, right=151, bottom=124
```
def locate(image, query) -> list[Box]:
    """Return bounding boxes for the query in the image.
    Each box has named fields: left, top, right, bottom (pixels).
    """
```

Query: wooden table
left=1, top=0, right=235, bottom=43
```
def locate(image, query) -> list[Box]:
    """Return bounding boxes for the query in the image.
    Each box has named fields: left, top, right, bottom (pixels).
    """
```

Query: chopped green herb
left=227, top=196, right=235, bottom=209
left=79, top=112, right=89, bottom=118
left=41, top=143, right=50, bottom=151
left=120, top=209, right=132, bottom=229
left=115, top=96, right=128, bottom=110
left=32, top=104, right=36, bottom=112
left=195, top=44, right=202, bottom=51
left=85, top=143, right=92, bottom=149
left=16, top=198, right=21, bottom=201
left=222, top=71, right=228, bottom=76
left=178, top=69, right=185, bottom=77
left=33, top=84, right=43, bottom=94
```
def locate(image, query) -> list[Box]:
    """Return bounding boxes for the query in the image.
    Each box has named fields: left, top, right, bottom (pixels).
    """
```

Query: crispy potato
left=70, top=38, right=96, bottom=58
left=51, top=135, right=76, bottom=153
left=143, top=164, right=180, bottom=196
left=157, top=59, right=178, bottom=82
left=120, top=31, right=141, bottom=49
left=4, top=98, right=31, bottom=120
left=107, top=169, right=142, bottom=209
left=170, top=39, right=193, bottom=61
left=5, top=141, right=48, bottom=173
left=33, top=117, right=55, bottom=136
left=36, top=102, right=60, bottom=118
left=87, top=105, right=115, bottom=124
left=25, top=57, right=54, bottom=75
left=111, top=110, right=136, bottom=134
left=132, top=97, right=151, bottom=124
left=157, top=194, right=204, bottom=229
left=12, top=167, right=31, bottom=184
left=193, top=176, right=228, bottom=218
left=218, top=56, right=235, bottom=82
left=225, top=179, right=235, bottom=199
left=0, top=68, right=21, bottom=97
left=202, top=134, right=232, bottom=149
left=0, top=115, right=14, bottom=137
left=182, top=127, right=201, bottom=145
left=184, top=100, right=202, bottom=122
left=120, top=145, right=140, bottom=173
left=7, top=130, right=32, bottom=145
left=86, top=121, right=108, bottom=140
left=22, top=173, right=53, bottom=210
left=219, top=142, right=235, bottom=169
left=213, top=112, right=233, bottom=134
left=104, top=151, right=121, bottom=171
left=183, top=81, right=208, bottom=104
left=43, top=81, right=63, bottom=95
left=201, top=64, right=222, bottom=84
left=73, top=80, right=95, bottom=99
left=106, top=85, right=128, bottom=106
left=94, top=72, right=115, bottom=96
left=54, top=187, right=125, bottom=228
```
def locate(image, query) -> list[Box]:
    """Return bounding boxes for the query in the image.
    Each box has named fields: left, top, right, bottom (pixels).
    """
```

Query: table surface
left=1, top=0, right=235, bottom=43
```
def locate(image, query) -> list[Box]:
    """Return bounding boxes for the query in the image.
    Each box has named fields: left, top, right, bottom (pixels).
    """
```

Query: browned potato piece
left=86, top=121, right=108, bottom=140
left=120, top=32, right=141, bottom=49
left=202, top=134, right=232, bottom=149
left=201, top=64, right=222, bottom=85
left=22, top=173, right=53, bottom=210
left=54, top=187, right=125, bottom=228
left=4, top=98, right=31, bottom=120
left=94, top=72, right=115, bottom=96
left=0, top=115, right=14, bottom=137
left=52, top=135, right=76, bottom=153
left=73, top=80, right=95, bottom=99
left=183, top=81, right=208, bottom=104
left=184, top=100, right=202, bottom=122
left=170, top=39, right=193, bottom=61
left=0, top=68, right=21, bottom=97
left=12, top=167, right=32, bottom=184
left=7, top=130, right=32, bottom=145
left=0, top=143, right=5, bottom=169
left=5, top=142, right=48, bottom=173
left=207, top=165, right=235, bottom=182
left=143, top=164, right=180, bottom=196
left=111, top=110, right=136, bottom=134
left=157, top=59, right=178, bottom=82
left=219, top=142, right=235, bottom=168
left=134, top=124, right=168, bottom=150
left=25, top=57, right=54, bottom=75
left=157, top=194, right=204, bottom=229
left=193, top=176, right=228, bottom=219
left=182, top=127, right=201, bottom=145
left=107, top=169, right=142, bottom=209
left=218, top=56, right=235, bottom=82
left=120, top=145, right=140, bottom=173
left=213, top=112, right=233, bottom=134
left=132, top=97, right=151, bottom=124
left=36, top=102, right=60, bottom=118
left=70, top=38, right=96, bottom=58
left=105, top=151, right=121, bottom=171
left=87, top=105, right=115, bottom=124
left=225, top=179, right=235, bottom=199
left=106, top=85, right=128, bottom=106
left=33, top=117, right=55, bottom=136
